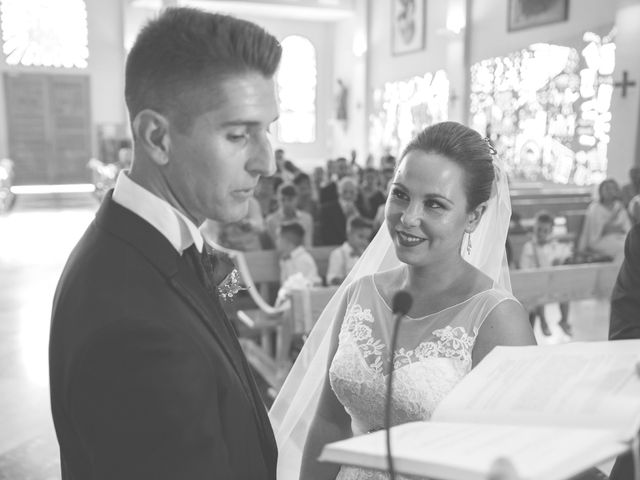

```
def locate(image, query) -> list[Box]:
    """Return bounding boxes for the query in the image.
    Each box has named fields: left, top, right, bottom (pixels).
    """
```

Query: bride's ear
left=465, top=201, right=487, bottom=234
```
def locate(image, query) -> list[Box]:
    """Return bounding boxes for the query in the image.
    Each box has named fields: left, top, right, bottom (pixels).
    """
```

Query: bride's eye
left=424, top=199, right=443, bottom=210
left=390, top=187, right=408, bottom=201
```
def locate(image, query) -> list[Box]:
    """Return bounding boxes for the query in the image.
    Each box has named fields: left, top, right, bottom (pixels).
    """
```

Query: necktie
left=183, top=244, right=215, bottom=293
left=184, top=244, right=237, bottom=296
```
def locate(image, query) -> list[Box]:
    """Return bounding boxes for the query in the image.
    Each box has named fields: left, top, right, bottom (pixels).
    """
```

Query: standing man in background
left=49, top=8, right=281, bottom=479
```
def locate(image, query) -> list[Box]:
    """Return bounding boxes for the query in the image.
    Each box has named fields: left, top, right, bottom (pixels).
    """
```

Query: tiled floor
left=0, top=197, right=97, bottom=479
left=0, top=198, right=615, bottom=479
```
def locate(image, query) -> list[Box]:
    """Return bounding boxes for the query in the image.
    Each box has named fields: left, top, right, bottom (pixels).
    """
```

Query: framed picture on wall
left=508, top=0, right=569, bottom=31
left=392, top=0, right=426, bottom=56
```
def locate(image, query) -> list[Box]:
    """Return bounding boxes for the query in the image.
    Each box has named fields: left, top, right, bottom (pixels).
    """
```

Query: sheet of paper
left=320, top=422, right=627, bottom=480
left=433, top=340, right=640, bottom=439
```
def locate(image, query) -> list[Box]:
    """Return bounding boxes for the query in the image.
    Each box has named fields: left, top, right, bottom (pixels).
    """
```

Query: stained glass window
left=0, top=0, right=88, bottom=68
left=369, top=70, right=449, bottom=158
left=277, top=35, right=316, bottom=143
left=470, top=31, right=615, bottom=185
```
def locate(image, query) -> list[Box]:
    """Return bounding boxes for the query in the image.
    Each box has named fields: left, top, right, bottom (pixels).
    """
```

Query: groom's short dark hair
left=125, top=7, right=282, bottom=133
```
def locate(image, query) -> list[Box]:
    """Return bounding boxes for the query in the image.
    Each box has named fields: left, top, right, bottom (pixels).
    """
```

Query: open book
left=320, top=339, right=640, bottom=480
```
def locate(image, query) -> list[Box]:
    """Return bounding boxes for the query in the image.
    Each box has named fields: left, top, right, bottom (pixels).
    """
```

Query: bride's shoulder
left=371, top=265, right=406, bottom=296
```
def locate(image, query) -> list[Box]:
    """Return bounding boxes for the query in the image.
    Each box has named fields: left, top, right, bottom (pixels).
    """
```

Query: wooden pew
left=510, top=262, right=620, bottom=311
left=288, top=262, right=621, bottom=340
left=226, top=246, right=337, bottom=389
left=510, top=185, right=592, bottom=219
left=242, top=245, right=335, bottom=298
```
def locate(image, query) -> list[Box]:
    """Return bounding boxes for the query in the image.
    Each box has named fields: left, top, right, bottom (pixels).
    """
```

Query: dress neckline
left=369, top=274, right=495, bottom=321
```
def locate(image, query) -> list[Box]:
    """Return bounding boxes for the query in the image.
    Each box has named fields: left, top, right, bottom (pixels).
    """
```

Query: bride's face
left=385, top=150, right=474, bottom=267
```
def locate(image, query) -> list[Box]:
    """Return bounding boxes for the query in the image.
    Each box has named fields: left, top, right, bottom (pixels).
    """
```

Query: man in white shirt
left=326, top=216, right=374, bottom=285
left=49, top=8, right=281, bottom=480
left=277, top=222, right=321, bottom=287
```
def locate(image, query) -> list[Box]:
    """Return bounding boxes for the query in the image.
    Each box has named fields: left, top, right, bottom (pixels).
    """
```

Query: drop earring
left=466, top=233, right=472, bottom=255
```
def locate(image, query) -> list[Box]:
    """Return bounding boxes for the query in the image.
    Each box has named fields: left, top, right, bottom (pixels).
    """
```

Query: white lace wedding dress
left=329, top=273, right=517, bottom=480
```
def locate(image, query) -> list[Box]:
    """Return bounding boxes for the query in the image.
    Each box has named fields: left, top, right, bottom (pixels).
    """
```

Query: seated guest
left=380, top=155, right=396, bottom=188
left=318, top=176, right=362, bottom=246
left=578, top=178, right=631, bottom=261
left=276, top=222, right=321, bottom=289
left=293, top=172, right=319, bottom=219
left=621, top=166, right=640, bottom=207
left=519, top=211, right=572, bottom=336
left=320, top=156, right=350, bottom=204
left=326, top=216, right=373, bottom=285
left=275, top=148, right=296, bottom=183
left=627, top=193, right=640, bottom=225
left=254, top=175, right=281, bottom=217
left=357, top=167, right=386, bottom=219
left=266, top=183, right=314, bottom=248
left=312, top=166, right=326, bottom=198
left=201, top=196, right=266, bottom=251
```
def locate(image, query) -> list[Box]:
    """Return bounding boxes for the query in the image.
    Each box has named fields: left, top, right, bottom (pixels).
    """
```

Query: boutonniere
left=204, top=246, right=248, bottom=302
left=217, top=268, right=246, bottom=301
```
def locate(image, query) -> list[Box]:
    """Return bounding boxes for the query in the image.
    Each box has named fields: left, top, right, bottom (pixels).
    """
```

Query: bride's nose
left=400, top=202, right=421, bottom=227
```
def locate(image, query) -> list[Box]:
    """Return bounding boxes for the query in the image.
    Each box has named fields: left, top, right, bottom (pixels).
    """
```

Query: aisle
left=0, top=195, right=96, bottom=479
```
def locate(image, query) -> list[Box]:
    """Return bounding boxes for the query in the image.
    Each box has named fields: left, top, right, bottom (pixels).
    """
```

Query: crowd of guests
left=202, top=147, right=638, bottom=342
left=201, top=149, right=395, bottom=288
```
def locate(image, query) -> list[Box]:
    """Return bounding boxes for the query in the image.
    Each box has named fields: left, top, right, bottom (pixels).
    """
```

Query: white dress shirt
left=279, top=246, right=321, bottom=286
left=326, top=242, right=360, bottom=284
left=112, top=171, right=204, bottom=254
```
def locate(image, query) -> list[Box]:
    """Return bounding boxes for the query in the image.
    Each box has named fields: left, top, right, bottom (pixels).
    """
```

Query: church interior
left=0, top=0, right=639, bottom=478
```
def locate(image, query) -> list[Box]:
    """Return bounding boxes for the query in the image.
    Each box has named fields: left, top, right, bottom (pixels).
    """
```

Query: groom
left=49, top=8, right=281, bottom=479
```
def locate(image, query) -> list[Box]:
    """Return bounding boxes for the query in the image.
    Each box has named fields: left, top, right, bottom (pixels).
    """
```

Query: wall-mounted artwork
left=392, top=0, right=426, bottom=56
left=508, top=0, right=569, bottom=32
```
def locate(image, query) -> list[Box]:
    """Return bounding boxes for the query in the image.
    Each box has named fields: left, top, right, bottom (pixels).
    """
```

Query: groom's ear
left=465, top=202, right=487, bottom=234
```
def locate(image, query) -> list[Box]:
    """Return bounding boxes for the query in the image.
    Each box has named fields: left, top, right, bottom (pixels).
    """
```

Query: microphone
left=385, top=290, right=413, bottom=480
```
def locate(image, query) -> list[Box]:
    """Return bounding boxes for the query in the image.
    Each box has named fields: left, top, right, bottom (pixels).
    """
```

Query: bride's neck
left=404, top=256, right=468, bottom=296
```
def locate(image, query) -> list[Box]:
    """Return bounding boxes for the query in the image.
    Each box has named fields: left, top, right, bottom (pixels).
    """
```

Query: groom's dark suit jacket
left=49, top=193, right=277, bottom=480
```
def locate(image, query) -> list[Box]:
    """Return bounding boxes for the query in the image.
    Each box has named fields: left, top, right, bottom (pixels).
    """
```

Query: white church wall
left=470, top=0, right=616, bottom=66
left=368, top=0, right=449, bottom=87
left=0, top=0, right=127, bottom=160
left=330, top=0, right=367, bottom=166
left=87, top=0, right=128, bottom=146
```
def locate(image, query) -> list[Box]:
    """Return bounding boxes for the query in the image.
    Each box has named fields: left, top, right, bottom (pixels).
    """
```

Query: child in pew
left=326, top=216, right=373, bottom=286
left=520, top=211, right=573, bottom=336
left=275, top=222, right=322, bottom=309
left=275, top=222, right=323, bottom=362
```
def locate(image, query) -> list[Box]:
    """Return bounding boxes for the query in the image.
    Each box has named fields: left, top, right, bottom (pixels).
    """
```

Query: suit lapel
left=168, top=261, right=252, bottom=395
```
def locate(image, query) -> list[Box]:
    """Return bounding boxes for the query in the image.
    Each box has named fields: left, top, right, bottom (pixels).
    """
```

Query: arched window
left=0, top=0, right=89, bottom=68
left=277, top=35, right=316, bottom=143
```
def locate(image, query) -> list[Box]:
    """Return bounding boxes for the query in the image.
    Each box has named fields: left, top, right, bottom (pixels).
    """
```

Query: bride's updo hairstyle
left=400, top=121, right=495, bottom=212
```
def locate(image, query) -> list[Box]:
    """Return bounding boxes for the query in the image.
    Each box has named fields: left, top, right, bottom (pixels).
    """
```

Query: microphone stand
left=385, top=310, right=404, bottom=480
left=385, top=290, right=412, bottom=480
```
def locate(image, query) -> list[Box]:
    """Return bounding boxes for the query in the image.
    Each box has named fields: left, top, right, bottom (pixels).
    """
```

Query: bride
left=270, top=122, right=536, bottom=479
